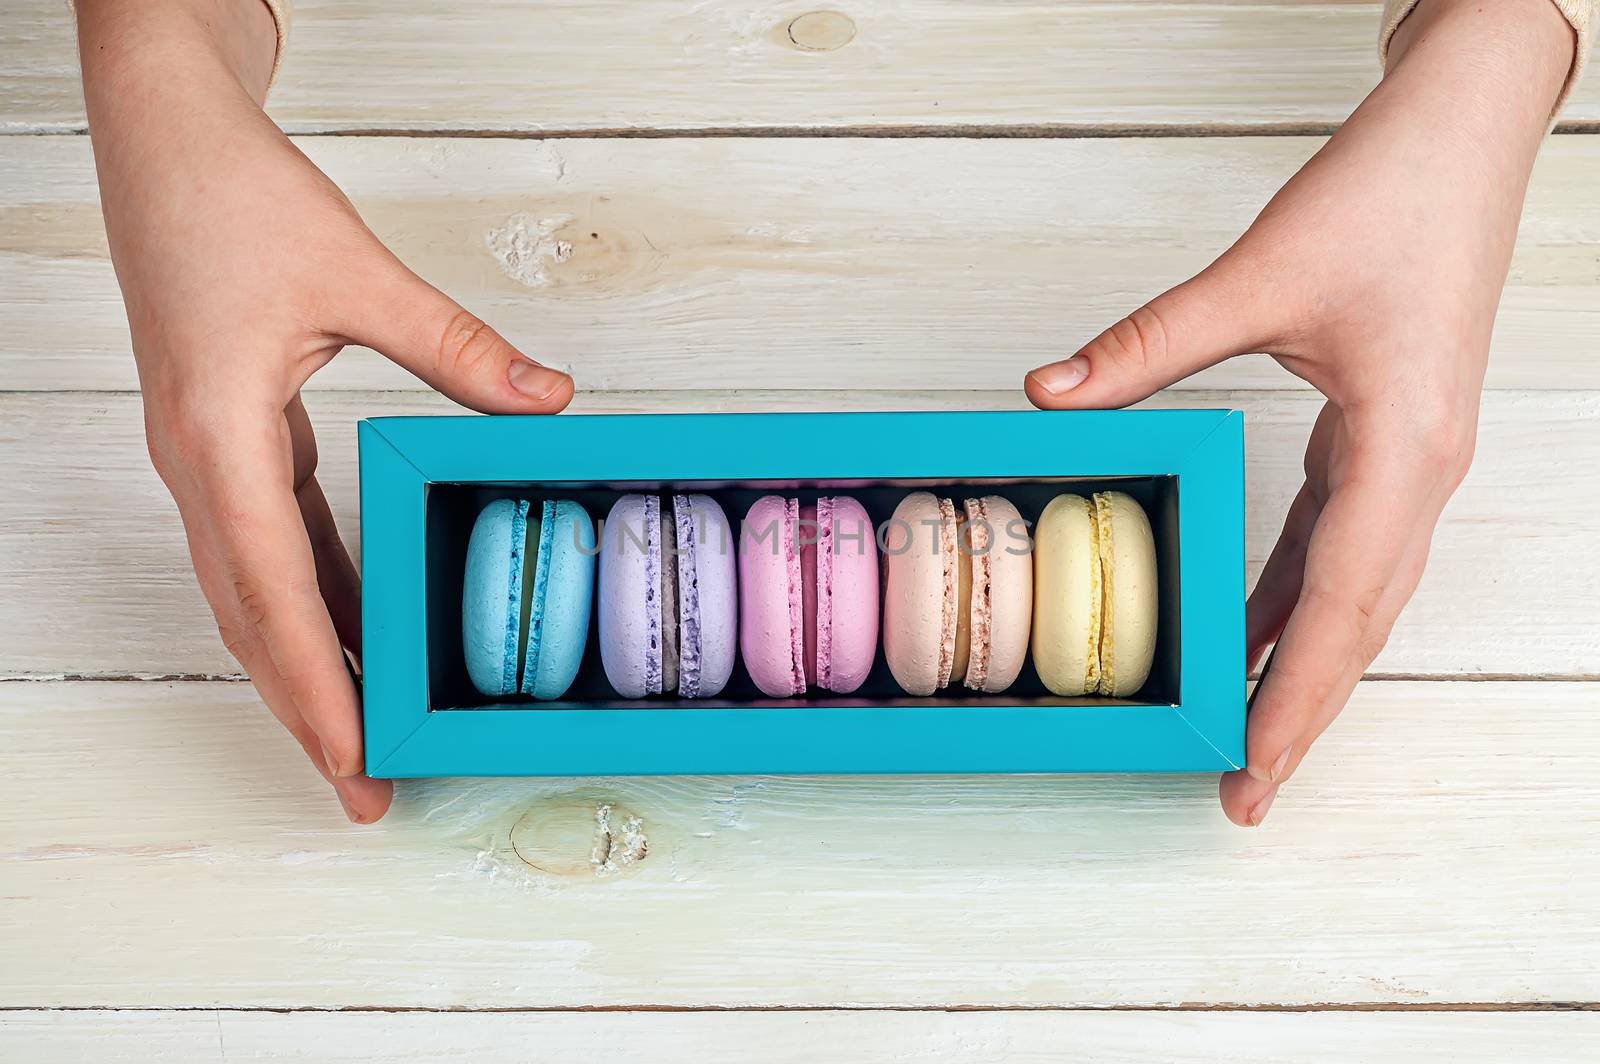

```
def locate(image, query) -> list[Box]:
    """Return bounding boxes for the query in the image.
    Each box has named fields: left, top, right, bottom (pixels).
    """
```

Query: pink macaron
left=739, top=495, right=880, bottom=696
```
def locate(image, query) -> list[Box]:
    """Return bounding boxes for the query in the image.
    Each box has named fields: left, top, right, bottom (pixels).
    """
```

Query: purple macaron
left=599, top=493, right=737, bottom=698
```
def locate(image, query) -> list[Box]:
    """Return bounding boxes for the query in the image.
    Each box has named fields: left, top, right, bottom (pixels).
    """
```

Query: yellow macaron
left=1032, top=490, right=1158, bottom=697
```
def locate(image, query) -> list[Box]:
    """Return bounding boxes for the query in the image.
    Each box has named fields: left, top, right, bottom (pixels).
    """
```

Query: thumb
left=1025, top=257, right=1274, bottom=409
left=343, top=263, right=574, bottom=414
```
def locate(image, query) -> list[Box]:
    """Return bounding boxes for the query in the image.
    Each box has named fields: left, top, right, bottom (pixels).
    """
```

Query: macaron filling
left=499, top=499, right=532, bottom=695
left=673, top=494, right=705, bottom=698
left=950, top=509, right=972, bottom=684
left=814, top=496, right=835, bottom=692
left=935, top=497, right=959, bottom=689
left=518, top=501, right=554, bottom=695
left=962, top=498, right=993, bottom=692
left=660, top=501, right=680, bottom=696
left=782, top=498, right=807, bottom=696
left=1086, top=500, right=1106, bottom=693
left=1030, top=493, right=1104, bottom=697
left=641, top=494, right=664, bottom=696
left=1092, top=492, right=1116, bottom=697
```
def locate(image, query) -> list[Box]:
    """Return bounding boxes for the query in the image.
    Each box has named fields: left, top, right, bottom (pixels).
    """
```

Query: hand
left=1024, top=0, right=1574, bottom=825
left=77, top=0, right=574, bottom=823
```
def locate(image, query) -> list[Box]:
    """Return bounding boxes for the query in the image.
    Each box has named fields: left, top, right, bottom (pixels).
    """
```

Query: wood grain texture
left=3, top=1009, right=1599, bottom=1062
left=3, top=390, right=1596, bottom=680
left=2, top=679, right=1597, bottom=1008
left=8, top=0, right=1600, bottom=133
left=3, top=135, right=1598, bottom=393
left=8, top=0, right=1598, bottom=1030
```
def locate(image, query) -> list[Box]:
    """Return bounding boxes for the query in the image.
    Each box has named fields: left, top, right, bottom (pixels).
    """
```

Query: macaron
left=960, top=495, right=1033, bottom=693
left=599, top=493, right=738, bottom=698
left=1032, top=490, right=1158, bottom=697
left=738, top=495, right=880, bottom=697
left=882, top=492, right=1033, bottom=696
left=462, top=498, right=595, bottom=700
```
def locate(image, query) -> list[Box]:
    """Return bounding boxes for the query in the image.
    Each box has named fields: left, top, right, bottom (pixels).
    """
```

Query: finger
left=277, top=706, right=392, bottom=824
left=1223, top=520, right=1434, bottom=827
left=339, top=261, right=574, bottom=415
left=1241, top=456, right=1442, bottom=791
left=1025, top=253, right=1281, bottom=409
left=1220, top=772, right=1277, bottom=828
left=285, top=397, right=362, bottom=659
left=284, top=394, right=321, bottom=488
left=297, top=474, right=362, bottom=661
left=179, top=505, right=330, bottom=750
left=183, top=406, right=368, bottom=779
left=1246, top=482, right=1321, bottom=673
left=183, top=511, right=380, bottom=821
left=332, top=773, right=394, bottom=825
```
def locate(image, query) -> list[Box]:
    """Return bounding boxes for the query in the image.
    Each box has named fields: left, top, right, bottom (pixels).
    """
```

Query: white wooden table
left=3, top=2, right=1598, bottom=1059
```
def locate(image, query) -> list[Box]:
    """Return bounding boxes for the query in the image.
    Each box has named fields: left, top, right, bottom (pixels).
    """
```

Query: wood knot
left=787, top=11, right=856, bottom=51
left=485, top=213, right=573, bottom=288
left=482, top=199, right=666, bottom=296
left=509, top=796, right=648, bottom=879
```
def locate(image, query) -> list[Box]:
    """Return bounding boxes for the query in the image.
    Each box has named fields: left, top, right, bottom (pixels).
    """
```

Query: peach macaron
left=882, top=492, right=1032, bottom=695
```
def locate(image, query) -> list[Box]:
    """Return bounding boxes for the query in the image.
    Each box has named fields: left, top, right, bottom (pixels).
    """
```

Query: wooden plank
left=3, top=1009, right=1599, bottom=1062
left=2, top=135, right=1598, bottom=393
left=9, top=1, right=1600, bottom=133
left=1, top=679, right=1597, bottom=1007
left=1, top=389, right=1595, bottom=680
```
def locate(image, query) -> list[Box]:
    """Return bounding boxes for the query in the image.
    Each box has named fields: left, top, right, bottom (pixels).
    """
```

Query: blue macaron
left=521, top=499, right=596, bottom=699
left=463, top=498, right=595, bottom=700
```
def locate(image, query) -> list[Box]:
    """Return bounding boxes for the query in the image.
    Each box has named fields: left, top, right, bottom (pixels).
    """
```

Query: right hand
left=1025, top=0, right=1569, bottom=827
left=77, top=0, right=574, bottom=822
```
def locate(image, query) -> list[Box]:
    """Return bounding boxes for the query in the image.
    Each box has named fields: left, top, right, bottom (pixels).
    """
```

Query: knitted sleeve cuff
left=258, top=0, right=291, bottom=90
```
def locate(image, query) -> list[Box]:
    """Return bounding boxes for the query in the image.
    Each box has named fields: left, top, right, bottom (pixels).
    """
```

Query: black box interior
left=423, top=476, right=1180, bottom=711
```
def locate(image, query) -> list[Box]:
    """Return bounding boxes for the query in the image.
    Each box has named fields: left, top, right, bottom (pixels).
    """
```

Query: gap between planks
left=4, top=1002, right=1598, bottom=1014
left=6, top=122, right=1600, bottom=139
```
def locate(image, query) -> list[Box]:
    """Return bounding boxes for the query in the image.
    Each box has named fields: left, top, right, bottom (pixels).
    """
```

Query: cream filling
left=782, top=498, right=807, bottom=695
left=513, top=508, right=539, bottom=691
left=1092, top=491, right=1113, bottom=696
left=815, top=495, right=835, bottom=691
left=962, top=498, right=993, bottom=692
left=935, top=497, right=959, bottom=689
left=643, top=494, right=663, bottom=696
left=660, top=503, right=679, bottom=696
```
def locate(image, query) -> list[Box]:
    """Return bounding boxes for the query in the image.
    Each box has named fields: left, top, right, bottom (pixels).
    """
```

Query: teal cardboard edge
left=358, top=410, right=1246, bottom=777
left=374, top=706, right=1235, bottom=778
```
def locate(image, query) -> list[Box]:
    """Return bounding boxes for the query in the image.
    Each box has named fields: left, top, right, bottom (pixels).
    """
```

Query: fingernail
left=1028, top=358, right=1089, bottom=396
left=1245, top=745, right=1292, bottom=784
left=1268, top=746, right=1292, bottom=782
left=320, top=741, right=345, bottom=779
left=1247, top=788, right=1278, bottom=827
left=335, top=789, right=365, bottom=824
left=508, top=358, right=568, bottom=400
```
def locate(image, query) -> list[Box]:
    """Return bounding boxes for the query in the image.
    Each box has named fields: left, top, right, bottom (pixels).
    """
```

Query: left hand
left=1024, top=0, right=1575, bottom=825
left=76, top=0, right=575, bottom=824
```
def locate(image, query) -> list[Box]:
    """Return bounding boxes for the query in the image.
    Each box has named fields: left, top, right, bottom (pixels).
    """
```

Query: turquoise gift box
left=358, top=410, right=1245, bottom=777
